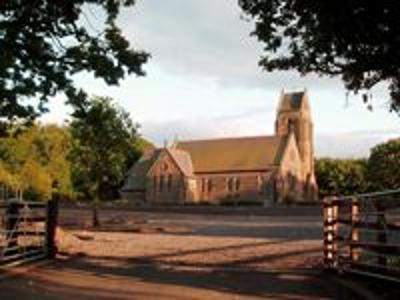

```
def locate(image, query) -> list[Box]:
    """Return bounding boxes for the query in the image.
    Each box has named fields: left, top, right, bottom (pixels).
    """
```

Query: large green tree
left=238, top=1, right=400, bottom=113
left=0, top=0, right=149, bottom=134
left=69, top=96, right=138, bottom=226
left=367, top=139, right=400, bottom=191
left=315, top=158, right=369, bottom=198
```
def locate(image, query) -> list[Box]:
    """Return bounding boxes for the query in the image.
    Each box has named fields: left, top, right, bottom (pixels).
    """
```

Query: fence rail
left=0, top=200, right=58, bottom=267
left=323, top=189, right=400, bottom=283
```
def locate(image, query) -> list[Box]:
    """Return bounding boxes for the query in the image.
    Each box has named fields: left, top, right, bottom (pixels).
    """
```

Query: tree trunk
left=92, top=197, right=100, bottom=227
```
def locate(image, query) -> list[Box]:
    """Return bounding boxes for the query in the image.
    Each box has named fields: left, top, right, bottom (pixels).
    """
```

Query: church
left=121, top=90, right=318, bottom=205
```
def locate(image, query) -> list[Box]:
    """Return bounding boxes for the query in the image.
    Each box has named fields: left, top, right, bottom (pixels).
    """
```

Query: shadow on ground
left=62, top=238, right=321, bottom=269
left=0, top=254, right=354, bottom=300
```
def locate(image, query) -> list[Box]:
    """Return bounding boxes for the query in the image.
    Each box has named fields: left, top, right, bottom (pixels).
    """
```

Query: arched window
left=153, top=176, right=158, bottom=190
left=289, top=173, right=297, bottom=191
left=258, top=175, right=263, bottom=187
left=159, top=175, right=164, bottom=191
left=257, top=176, right=263, bottom=195
left=207, top=179, right=213, bottom=193
left=162, top=162, right=168, bottom=171
left=227, top=177, right=233, bottom=192
left=235, top=178, right=241, bottom=191
left=167, top=174, right=172, bottom=191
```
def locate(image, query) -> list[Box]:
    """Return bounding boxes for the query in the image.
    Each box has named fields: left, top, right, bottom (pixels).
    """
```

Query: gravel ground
left=59, top=231, right=322, bottom=270
left=58, top=208, right=323, bottom=270
left=0, top=208, right=361, bottom=299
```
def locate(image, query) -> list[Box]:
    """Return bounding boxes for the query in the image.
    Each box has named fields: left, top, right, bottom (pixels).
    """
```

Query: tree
left=367, top=139, right=400, bottom=191
left=238, top=1, right=400, bottom=113
left=0, top=124, right=72, bottom=200
left=315, top=158, right=369, bottom=198
left=126, top=137, right=155, bottom=168
left=20, top=159, right=53, bottom=200
left=69, top=96, right=138, bottom=226
left=0, top=1, right=149, bottom=134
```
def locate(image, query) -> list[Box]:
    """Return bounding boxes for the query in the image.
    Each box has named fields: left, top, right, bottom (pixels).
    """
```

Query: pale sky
left=41, top=0, right=399, bottom=158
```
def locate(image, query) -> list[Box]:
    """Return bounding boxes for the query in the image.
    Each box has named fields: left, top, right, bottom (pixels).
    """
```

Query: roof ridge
left=176, top=134, right=280, bottom=144
left=165, top=148, right=193, bottom=176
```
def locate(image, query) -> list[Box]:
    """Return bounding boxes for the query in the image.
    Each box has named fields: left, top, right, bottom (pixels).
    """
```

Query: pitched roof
left=167, top=148, right=194, bottom=176
left=121, top=149, right=161, bottom=191
left=278, top=91, right=307, bottom=112
left=176, top=135, right=287, bottom=173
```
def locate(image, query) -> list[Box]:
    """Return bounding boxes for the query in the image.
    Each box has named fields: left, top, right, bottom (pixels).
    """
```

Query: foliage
left=0, top=162, right=17, bottom=190
left=367, top=139, right=400, bottom=191
left=238, top=1, right=400, bottom=113
left=0, top=124, right=72, bottom=200
left=69, top=96, right=139, bottom=203
left=0, top=114, right=152, bottom=202
left=0, top=0, right=149, bottom=133
left=315, top=158, right=369, bottom=198
left=126, top=137, right=155, bottom=171
left=20, top=159, right=53, bottom=200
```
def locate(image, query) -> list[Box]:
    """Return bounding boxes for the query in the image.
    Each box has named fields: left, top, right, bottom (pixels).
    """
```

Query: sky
left=41, top=0, right=399, bottom=158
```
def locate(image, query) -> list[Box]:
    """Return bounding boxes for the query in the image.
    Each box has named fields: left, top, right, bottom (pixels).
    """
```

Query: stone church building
left=121, top=91, right=318, bottom=205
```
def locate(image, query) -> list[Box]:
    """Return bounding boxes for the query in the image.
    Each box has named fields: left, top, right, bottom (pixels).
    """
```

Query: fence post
left=323, top=197, right=338, bottom=268
left=46, top=199, right=59, bottom=259
left=5, top=200, right=20, bottom=253
left=350, top=197, right=360, bottom=263
left=332, top=198, right=339, bottom=267
left=323, top=197, right=330, bottom=266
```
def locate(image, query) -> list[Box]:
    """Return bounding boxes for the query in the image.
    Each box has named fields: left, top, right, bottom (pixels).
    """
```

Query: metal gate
left=0, top=200, right=58, bottom=266
left=323, top=189, right=400, bottom=283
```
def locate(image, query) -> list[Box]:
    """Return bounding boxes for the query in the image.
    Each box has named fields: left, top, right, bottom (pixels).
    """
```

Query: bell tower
left=275, top=89, right=317, bottom=200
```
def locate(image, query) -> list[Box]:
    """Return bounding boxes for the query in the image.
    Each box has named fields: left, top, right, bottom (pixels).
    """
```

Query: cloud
left=119, top=0, right=344, bottom=91
left=316, top=129, right=400, bottom=158
left=141, top=106, right=276, bottom=146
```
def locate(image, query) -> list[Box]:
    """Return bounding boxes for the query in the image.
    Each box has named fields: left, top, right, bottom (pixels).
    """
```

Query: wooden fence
left=323, top=189, right=400, bottom=283
left=0, top=199, right=58, bottom=266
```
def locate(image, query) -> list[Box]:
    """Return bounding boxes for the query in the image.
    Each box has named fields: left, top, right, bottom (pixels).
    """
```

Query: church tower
left=275, top=90, right=317, bottom=200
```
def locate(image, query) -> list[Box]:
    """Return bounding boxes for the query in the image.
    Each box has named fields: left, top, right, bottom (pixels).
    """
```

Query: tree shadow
left=34, top=239, right=330, bottom=299
left=0, top=237, right=349, bottom=299
left=0, top=257, right=342, bottom=300
left=60, top=238, right=321, bottom=270
left=66, top=238, right=294, bottom=263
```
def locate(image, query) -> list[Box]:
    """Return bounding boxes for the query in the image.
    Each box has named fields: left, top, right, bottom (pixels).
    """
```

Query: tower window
left=288, top=119, right=295, bottom=132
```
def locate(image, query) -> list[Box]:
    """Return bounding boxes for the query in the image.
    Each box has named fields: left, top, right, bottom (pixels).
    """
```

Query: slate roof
left=121, top=149, right=161, bottom=191
left=175, top=135, right=287, bottom=173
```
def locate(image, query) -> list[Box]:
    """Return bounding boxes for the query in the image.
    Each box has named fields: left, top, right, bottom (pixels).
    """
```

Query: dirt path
left=0, top=209, right=358, bottom=299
